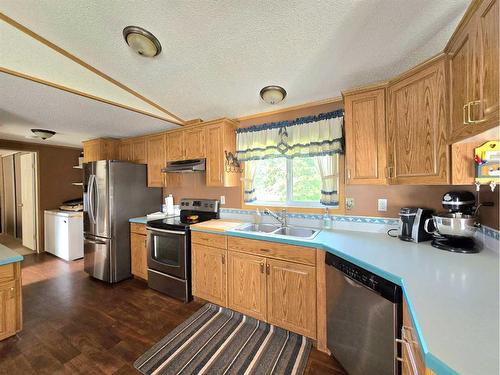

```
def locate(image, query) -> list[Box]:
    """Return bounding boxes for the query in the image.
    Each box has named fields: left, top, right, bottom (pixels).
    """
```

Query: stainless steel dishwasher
left=326, top=253, right=402, bottom=375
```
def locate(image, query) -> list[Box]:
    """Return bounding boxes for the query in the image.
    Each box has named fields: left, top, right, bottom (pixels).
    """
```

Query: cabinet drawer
left=227, top=237, right=316, bottom=266
left=0, top=264, right=15, bottom=284
left=191, top=231, right=227, bottom=249
left=130, top=223, right=147, bottom=236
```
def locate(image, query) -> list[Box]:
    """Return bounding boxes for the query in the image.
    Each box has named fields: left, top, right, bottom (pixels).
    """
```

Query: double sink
left=234, top=223, right=320, bottom=240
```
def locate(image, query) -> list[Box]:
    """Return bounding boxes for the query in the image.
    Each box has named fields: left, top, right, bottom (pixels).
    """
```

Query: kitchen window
left=237, top=110, right=344, bottom=209
left=247, top=155, right=339, bottom=207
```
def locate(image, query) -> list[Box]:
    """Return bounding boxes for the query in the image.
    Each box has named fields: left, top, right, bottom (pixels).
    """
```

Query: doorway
left=0, top=149, right=39, bottom=254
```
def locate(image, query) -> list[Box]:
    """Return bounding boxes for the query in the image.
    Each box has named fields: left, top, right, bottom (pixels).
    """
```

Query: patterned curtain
left=242, top=161, right=257, bottom=203
left=236, top=110, right=344, bottom=161
left=315, top=155, right=339, bottom=206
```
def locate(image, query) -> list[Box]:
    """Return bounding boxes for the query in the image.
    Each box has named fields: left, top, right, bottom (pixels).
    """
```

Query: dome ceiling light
left=31, top=129, right=56, bottom=140
left=123, top=26, right=162, bottom=57
left=260, top=85, right=287, bottom=105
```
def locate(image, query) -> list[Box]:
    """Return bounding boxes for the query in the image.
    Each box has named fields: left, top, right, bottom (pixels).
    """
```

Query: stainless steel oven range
left=146, top=198, right=219, bottom=302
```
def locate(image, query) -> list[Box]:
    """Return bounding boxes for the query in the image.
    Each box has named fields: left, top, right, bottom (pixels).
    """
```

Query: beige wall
left=0, top=140, right=83, bottom=250
left=162, top=100, right=499, bottom=230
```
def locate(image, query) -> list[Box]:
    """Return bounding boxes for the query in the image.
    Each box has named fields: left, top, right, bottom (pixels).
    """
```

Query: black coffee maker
left=398, top=208, right=434, bottom=242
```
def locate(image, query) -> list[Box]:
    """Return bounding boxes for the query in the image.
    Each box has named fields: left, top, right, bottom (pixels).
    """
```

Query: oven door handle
left=146, top=227, right=186, bottom=235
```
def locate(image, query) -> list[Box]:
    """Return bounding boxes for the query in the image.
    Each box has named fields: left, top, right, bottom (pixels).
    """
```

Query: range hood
left=162, top=159, right=206, bottom=173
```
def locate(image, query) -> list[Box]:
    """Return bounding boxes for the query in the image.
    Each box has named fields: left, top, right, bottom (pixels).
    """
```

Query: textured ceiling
left=0, top=0, right=470, bottom=133
left=0, top=72, right=180, bottom=147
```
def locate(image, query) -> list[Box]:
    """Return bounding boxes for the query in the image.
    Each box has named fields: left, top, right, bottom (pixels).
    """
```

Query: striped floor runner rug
left=134, top=303, right=312, bottom=375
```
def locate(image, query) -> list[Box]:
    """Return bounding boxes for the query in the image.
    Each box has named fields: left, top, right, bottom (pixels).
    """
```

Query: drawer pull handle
left=260, top=248, right=270, bottom=252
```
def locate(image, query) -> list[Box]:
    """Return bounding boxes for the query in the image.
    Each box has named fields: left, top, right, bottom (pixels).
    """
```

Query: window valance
left=236, top=110, right=344, bottom=161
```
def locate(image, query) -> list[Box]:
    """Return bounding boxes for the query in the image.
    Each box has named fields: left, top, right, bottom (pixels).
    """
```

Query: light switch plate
left=345, top=197, right=354, bottom=210
left=220, top=195, right=226, bottom=205
left=378, top=198, right=388, bottom=212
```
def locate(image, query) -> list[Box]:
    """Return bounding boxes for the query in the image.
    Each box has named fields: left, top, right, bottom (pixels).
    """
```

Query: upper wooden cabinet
left=119, top=137, right=147, bottom=163
left=343, top=86, right=387, bottom=184
left=118, top=141, right=133, bottom=162
left=184, top=127, right=206, bottom=159
left=166, top=131, right=185, bottom=161
left=205, top=119, right=239, bottom=187
left=146, top=133, right=166, bottom=187
left=82, top=138, right=119, bottom=162
left=447, top=0, right=499, bottom=142
left=387, top=56, right=449, bottom=184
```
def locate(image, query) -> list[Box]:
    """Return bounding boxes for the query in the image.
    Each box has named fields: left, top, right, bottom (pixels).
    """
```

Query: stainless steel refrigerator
left=83, top=160, right=161, bottom=283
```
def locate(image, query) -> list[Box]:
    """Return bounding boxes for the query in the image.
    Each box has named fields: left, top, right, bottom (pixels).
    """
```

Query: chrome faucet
left=263, top=208, right=287, bottom=227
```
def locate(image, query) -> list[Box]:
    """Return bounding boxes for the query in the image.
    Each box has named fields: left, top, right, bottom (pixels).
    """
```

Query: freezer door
left=93, top=161, right=111, bottom=238
left=84, top=234, right=111, bottom=282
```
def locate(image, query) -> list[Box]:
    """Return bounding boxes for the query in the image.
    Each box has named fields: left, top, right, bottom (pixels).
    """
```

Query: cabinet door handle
left=347, top=169, right=351, bottom=180
left=8, top=287, right=15, bottom=299
left=387, top=166, right=393, bottom=179
left=463, top=103, right=469, bottom=125
left=468, top=100, right=487, bottom=124
left=266, top=264, right=270, bottom=275
left=221, top=254, right=225, bottom=264
left=144, top=239, right=147, bottom=248
left=260, top=262, right=264, bottom=273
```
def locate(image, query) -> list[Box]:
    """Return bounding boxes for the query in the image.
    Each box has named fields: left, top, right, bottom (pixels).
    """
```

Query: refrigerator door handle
left=84, top=237, right=106, bottom=245
left=88, top=174, right=96, bottom=224
left=94, top=175, right=100, bottom=225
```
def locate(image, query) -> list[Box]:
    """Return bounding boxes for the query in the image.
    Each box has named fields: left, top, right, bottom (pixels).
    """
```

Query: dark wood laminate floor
left=0, top=254, right=346, bottom=374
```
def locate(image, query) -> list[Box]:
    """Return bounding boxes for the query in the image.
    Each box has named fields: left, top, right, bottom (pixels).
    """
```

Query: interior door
left=20, top=153, right=36, bottom=250
left=1, top=156, right=15, bottom=237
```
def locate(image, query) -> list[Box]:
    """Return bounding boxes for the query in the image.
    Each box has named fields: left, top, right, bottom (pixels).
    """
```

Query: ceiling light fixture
left=260, top=85, right=287, bottom=105
left=31, top=129, right=56, bottom=140
left=123, top=26, right=162, bottom=57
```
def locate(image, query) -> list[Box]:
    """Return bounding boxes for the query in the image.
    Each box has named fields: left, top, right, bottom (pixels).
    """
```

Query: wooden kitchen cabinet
left=82, top=138, right=119, bottom=162
left=386, top=55, right=449, bottom=184
left=146, top=133, right=166, bottom=187
left=447, top=0, right=498, bottom=142
left=266, top=258, right=316, bottom=338
left=343, top=85, right=387, bottom=184
left=184, top=127, right=206, bottom=159
left=0, top=263, right=22, bottom=341
left=401, top=298, right=427, bottom=375
left=227, top=252, right=267, bottom=321
left=205, top=119, right=239, bottom=187
left=191, top=243, right=227, bottom=306
left=131, top=137, right=147, bottom=163
left=119, top=140, right=133, bottom=161
left=130, top=223, right=148, bottom=280
left=166, top=131, right=185, bottom=161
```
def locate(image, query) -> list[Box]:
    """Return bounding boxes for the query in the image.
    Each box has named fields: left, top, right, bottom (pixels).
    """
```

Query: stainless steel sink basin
left=234, top=223, right=320, bottom=239
left=272, top=226, right=319, bottom=238
left=234, top=223, right=281, bottom=233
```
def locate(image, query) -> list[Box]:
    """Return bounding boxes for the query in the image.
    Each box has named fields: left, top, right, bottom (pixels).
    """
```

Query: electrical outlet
left=378, top=198, right=388, bottom=212
left=220, top=195, right=226, bottom=205
left=345, top=197, right=354, bottom=210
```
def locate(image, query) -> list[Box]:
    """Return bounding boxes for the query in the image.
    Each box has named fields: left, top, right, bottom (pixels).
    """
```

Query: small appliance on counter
left=146, top=198, right=220, bottom=302
left=424, top=191, right=480, bottom=253
left=59, top=198, right=83, bottom=212
left=397, top=208, right=434, bottom=242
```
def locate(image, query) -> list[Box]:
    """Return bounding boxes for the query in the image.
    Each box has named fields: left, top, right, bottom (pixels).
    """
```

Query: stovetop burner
left=147, top=198, right=220, bottom=231
left=431, top=236, right=480, bottom=254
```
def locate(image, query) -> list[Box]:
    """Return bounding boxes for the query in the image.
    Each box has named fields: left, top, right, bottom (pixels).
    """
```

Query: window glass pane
left=252, top=158, right=286, bottom=202
left=292, top=157, right=321, bottom=202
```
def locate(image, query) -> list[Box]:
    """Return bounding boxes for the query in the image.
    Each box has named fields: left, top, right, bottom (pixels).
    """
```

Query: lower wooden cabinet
left=227, top=252, right=267, bottom=321
left=0, top=262, right=22, bottom=341
left=192, top=234, right=318, bottom=339
left=130, top=223, right=148, bottom=280
left=192, top=243, right=227, bottom=306
left=266, top=259, right=316, bottom=338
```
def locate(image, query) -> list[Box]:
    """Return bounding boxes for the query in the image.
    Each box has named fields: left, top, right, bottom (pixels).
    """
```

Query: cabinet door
left=448, top=22, right=473, bottom=141
left=147, top=134, right=166, bottom=187
left=0, top=281, right=17, bottom=341
left=344, top=88, right=387, bottom=184
left=131, top=233, right=148, bottom=280
left=119, top=141, right=132, bottom=161
left=476, top=0, right=499, bottom=128
left=132, top=138, right=147, bottom=164
left=227, top=252, right=266, bottom=321
left=184, top=127, right=206, bottom=159
left=191, top=243, right=227, bottom=306
left=266, top=259, right=316, bottom=338
left=387, top=57, right=449, bottom=184
left=205, top=124, right=224, bottom=187
left=83, top=141, right=100, bottom=162
left=166, top=131, right=185, bottom=161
